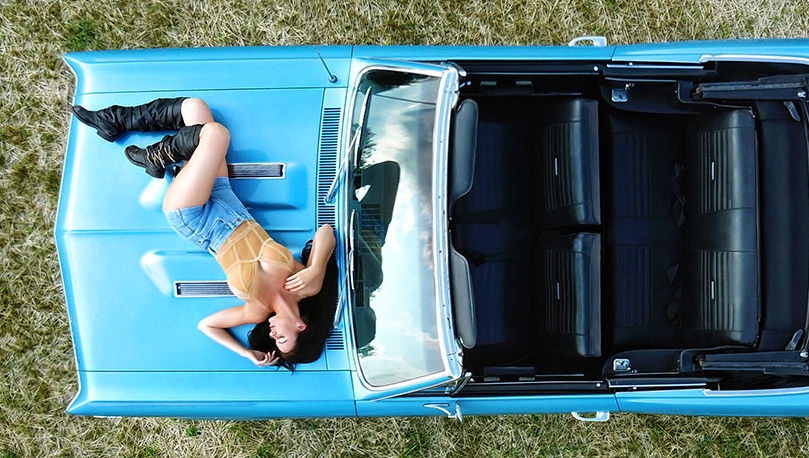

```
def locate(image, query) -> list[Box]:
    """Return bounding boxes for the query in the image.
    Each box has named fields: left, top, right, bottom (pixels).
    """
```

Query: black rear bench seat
left=606, top=112, right=685, bottom=348
left=607, top=108, right=760, bottom=349
left=684, top=110, right=760, bottom=347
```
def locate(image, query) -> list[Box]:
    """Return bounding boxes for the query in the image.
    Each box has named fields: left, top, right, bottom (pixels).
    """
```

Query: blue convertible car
left=57, top=37, right=809, bottom=420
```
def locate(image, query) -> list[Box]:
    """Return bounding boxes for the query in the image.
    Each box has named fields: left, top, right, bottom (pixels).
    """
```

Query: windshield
left=349, top=69, right=445, bottom=387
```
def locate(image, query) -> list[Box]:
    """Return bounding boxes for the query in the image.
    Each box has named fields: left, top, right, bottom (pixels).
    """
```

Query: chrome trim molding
left=699, top=54, right=809, bottom=66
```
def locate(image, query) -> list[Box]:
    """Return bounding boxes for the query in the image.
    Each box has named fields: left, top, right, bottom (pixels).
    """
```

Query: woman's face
left=268, top=315, right=305, bottom=354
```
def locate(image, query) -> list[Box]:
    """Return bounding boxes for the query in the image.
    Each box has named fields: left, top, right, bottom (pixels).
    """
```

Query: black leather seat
left=682, top=109, right=760, bottom=347
left=755, top=101, right=809, bottom=350
left=536, top=99, right=601, bottom=227
left=452, top=99, right=535, bottom=355
left=606, top=112, right=685, bottom=348
left=452, top=102, right=531, bottom=225
left=454, top=98, right=604, bottom=358
left=453, top=219, right=536, bottom=352
left=606, top=108, right=760, bottom=349
left=448, top=99, right=479, bottom=349
left=537, top=232, right=602, bottom=357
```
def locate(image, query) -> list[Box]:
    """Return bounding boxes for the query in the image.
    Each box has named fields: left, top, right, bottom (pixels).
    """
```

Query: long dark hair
left=248, top=241, right=338, bottom=370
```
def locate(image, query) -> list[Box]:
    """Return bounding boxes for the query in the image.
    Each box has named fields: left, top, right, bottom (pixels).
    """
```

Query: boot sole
left=125, top=146, right=164, bottom=179
left=71, top=106, right=117, bottom=142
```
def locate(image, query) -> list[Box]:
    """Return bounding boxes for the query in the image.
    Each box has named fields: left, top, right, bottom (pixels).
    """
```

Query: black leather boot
left=72, top=97, right=187, bottom=142
left=125, top=124, right=203, bottom=178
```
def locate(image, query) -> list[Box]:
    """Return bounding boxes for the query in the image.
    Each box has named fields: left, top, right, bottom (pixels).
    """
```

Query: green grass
left=2, top=0, right=809, bottom=456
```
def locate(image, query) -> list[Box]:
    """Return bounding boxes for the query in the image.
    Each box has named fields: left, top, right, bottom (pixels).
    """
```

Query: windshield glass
left=350, top=69, right=444, bottom=387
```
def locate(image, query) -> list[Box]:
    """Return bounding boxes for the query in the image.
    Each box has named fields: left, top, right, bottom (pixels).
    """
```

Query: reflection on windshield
left=351, top=69, right=444, bottom=387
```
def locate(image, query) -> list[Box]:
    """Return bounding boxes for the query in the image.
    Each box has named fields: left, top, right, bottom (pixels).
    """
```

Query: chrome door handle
left=571, top=411, right=610, bottom=422
left=424, top=402, right=463, bottom=421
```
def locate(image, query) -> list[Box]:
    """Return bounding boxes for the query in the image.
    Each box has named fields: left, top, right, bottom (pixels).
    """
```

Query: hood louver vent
left=317, top=107, right=340, bottom=226
left=325, top=329, right=345, bottom=351
left=175, top=281, right=232, bottom=297
left=228, top=163, right=284, bottom=179
left=318, top=108, right=345, bottom=354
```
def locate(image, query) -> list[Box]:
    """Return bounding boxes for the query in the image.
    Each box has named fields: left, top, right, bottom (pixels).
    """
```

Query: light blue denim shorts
left=164, top=177, right=254, bottom=255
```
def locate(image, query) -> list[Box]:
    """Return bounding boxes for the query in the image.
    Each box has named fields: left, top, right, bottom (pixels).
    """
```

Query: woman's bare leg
left=181, top=97, right=215, bottom=126
left=162, top=98, right=230, bottom=211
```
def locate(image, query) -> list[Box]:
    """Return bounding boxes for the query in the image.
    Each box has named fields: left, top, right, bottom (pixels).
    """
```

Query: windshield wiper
left=348, top=209, right=357, bottom=291
left=325, top=87, right=371, bottom=204
left=349, top=209, right=367, bottom=308
left=350, top=87, right=371, bottom=172
left=325, top=148, right=350, bottom=204
left=333, top=209, right=358, bottom=328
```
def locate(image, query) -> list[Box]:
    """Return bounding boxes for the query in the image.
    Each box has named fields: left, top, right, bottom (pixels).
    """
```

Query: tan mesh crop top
left=215, top=220, right=295, bottom=310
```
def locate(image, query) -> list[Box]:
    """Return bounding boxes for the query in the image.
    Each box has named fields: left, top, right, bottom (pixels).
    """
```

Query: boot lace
left=146, top=141, right=176, bottom=168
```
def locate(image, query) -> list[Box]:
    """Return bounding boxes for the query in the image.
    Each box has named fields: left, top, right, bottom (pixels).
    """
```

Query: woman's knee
left=181, top=98, right=214, bottom=125
left=200, top=122, right=230, bottom=144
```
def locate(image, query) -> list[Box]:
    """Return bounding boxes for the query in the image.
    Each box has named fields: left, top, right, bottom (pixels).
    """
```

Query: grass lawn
left=2, top=0, right=809, bottom=456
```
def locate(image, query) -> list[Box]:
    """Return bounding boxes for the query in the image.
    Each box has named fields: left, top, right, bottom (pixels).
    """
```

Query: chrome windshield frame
left=341, top=61, right=462, bottom=395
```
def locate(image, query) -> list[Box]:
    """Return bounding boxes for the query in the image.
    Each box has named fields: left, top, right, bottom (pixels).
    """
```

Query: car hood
left=57, top=47, right=351, bottom=373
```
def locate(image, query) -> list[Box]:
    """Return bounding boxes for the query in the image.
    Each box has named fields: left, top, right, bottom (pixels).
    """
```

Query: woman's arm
left=285, top=224, right=336, bottom=298
left=197, top=305, right=278, bottom=366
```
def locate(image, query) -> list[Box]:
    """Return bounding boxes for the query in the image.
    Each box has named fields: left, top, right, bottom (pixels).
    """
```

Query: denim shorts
left=164, top=177, right=254, bottom=255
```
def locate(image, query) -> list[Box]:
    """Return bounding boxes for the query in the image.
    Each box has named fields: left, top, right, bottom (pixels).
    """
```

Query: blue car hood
left=57, top=47, right=351, bottom=373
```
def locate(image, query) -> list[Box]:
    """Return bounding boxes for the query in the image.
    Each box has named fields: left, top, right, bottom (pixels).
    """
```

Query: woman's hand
left=286, top=224, right=335, bottom=298
left=285, top=265, right=325, bottom=298
left=244, top=349, right=280, bottom=367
